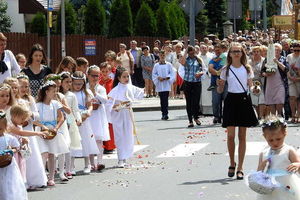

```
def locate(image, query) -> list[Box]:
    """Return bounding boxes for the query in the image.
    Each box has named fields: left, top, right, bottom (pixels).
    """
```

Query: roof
left=35, top=0, right=61, bottom=11
left=19, top=0, right=61, bottom=14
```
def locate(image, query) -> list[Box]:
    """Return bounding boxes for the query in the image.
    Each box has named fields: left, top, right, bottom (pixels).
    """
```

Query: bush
left=56, top=0, right=77, bottom=34
left=134, top=1, right=156, bottom=36
left=156, top=1, right=171, bottom=38
left=31, top=12, right=47, bottom=36
left=85, top=0, right=106, bottom=35
left=0, top=1, right=11, bottom=32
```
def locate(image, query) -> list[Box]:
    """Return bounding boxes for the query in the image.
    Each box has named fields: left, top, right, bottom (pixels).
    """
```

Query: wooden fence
left=4, top=33, right=168, bottom=71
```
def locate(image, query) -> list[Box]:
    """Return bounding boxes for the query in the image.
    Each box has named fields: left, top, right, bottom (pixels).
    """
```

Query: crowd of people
left=0, top=28, right=300, bottom=200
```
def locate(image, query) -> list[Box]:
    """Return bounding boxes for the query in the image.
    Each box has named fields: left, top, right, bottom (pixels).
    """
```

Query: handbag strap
left=229, top=67, right=248, bottom=93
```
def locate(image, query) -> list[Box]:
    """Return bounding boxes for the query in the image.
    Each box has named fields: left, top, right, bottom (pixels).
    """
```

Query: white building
left=4, top=0, right=61, bottom=33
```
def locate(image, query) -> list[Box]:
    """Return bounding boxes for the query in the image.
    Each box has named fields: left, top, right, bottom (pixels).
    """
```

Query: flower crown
left=41, top=80, right=56, bottom=89
left=59, top=71, right=71, bottom=77
left=46, top=75, right=61, bottom=81
left=88, top=65, right=99, bottom=70
left=260, top=117, right=287, bottom=129
left=16, top=73, right=29, bottom=80
left=71, top=74, right=86, bottom=82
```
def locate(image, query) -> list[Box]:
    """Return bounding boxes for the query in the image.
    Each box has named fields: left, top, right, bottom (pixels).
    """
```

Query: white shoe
left=118, top=160, right=125, bottom=168
left=59, top=173, right=69, bottom=181
left=83, top=167, right=91, bottom=174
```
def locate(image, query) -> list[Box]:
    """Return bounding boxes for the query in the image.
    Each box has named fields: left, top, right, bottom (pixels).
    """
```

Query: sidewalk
left=132, top=97, right=186, bottom=112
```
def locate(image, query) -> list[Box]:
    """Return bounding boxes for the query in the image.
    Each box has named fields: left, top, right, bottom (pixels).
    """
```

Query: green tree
left=135, top=2, right=156, bottom=36
left=56, top=0, right=77, bottom=34
left=0, top=1, right=11, bottom=32
left=204, top=0, right=226, bottom=35
left=168, top=1, right=187, bottom=39
left=31, top=12, right=47, bottom=36
left=70, top=0, right=87, bottom=9
left=85, top=0, right=106, bottom=35
left=156, top=1, right=171, bottom=38
left=75, top=5, right=86, bottom=34
left=196, top=10, right=208, bottom=36
left=109, top=0, right=133, bottom=38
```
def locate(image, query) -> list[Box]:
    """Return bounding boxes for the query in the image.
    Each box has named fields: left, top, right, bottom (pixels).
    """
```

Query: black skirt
left=222, top=92, right=258, bottom=128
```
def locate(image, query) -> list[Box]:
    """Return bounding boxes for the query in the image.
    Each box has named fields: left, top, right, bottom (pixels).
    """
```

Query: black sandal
left=188, top=123, right=194, bottom=128
left=236, top=171, right=244, bottom=180
left=228, top=163, right=236, bottom=177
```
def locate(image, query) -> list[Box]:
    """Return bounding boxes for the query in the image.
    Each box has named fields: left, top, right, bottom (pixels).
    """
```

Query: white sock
left=96, top=140, right=103, bottom=165
left=58, top=154, right=65, bottom=175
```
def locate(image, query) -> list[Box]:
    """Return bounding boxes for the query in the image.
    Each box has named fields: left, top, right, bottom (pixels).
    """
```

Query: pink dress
left=264, top=69, right=285, bottom=105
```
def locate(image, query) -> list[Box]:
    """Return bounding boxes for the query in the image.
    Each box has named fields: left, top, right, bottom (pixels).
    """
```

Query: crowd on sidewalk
left=1, top=28, right=300, bottom=200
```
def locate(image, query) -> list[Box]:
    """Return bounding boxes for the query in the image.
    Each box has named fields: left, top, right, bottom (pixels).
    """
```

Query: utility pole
left=263, top=0, right=267, bottom=31
left=61, top=0, right=66, bottom=57
left=189, top=0, right=195, bottom=46
left=47, top=0, right=52, bottom=68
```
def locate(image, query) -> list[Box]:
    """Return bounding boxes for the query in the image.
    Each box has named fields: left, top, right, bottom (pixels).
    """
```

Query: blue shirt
left=131, top=49, right=138, bottom=64
left=209, top=56, right=223, bottom=86
left=184, top=57, right=203, bottom=82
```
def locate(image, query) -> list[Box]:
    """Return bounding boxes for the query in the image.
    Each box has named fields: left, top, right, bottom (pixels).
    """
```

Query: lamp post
left=61, top=0, right=66, bottom=57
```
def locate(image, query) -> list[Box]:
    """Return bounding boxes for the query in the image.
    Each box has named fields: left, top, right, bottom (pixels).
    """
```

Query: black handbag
left=229, top=68, right=253, bottom=104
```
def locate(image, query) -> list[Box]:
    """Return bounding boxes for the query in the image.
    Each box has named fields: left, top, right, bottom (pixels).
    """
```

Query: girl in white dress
left=45, top=74, right=72, bottom=181
left=107, top=67, right=144, bottom=168
left=87, top=65, right=110, bottom=171
left=71, top=71, right=99, bottom=174
left=35, top=80, right=69, bottom=186
left=256, top=115, right=300, bottom=200
left=59, top=71, right=82, bottom=177
left=17, top=74, right=47, bottom=188
left=0, top=111, right=28, bottom=200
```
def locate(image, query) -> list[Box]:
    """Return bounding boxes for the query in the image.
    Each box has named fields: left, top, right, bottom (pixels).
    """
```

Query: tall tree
left=204, top=0, right=226, bottom=35
left=168, top=1, right=187, bottom=39
left=195, top=10, right=208, bottom=37
left=0, top=1, right=11, bottom=32
left=109, top=0, right=133, bottom=38
left=156, top=1, right=171, bottom=38
left=56, top=0, right=77, bottom=34
left=75, top=5, right=86, bottom=34
left=135, top=1, right=156, bottom=36
left=31, top=12, right=47, bottom=36
left=85, top=0, right=106, bottom=35
left=70, top=0, right=87, bottom=9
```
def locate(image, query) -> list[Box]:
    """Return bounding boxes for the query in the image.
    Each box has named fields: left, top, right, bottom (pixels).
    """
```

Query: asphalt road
left=28, top=110, right=300, bottom=200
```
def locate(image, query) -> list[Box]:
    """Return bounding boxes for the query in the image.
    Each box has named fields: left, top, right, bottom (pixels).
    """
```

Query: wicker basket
left=43, top=129, right=57, bottom=140
left=92, top=103, right=99, bottom=110
left=0, top=153, right=12, bottom=168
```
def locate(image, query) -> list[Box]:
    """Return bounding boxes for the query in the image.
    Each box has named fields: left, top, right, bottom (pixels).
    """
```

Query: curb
left=133, top=105, right=186, bottom=112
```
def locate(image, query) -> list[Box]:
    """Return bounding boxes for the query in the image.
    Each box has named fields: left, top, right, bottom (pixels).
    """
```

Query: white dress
left=57, top=93, right=71, bottom=147
left=87, top=83, right=110, bottom=141
left=64, top=91, right=82, bottom=150
left=19, top=98, right=47, bottom=188
left=35, top=100, right=69, bottom=154
left=107, top=83, right=144, bottom=160
left=0, top=134, right=28, bottom=200
left=257, top=144, right=300, bottom=200
left=71, top=90, right=99, bottom=157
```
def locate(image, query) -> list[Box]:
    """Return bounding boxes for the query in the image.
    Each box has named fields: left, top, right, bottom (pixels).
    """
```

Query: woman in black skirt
left=217, top=42, right=258, bottom=180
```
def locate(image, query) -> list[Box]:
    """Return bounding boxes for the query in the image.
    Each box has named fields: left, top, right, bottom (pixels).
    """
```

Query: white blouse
left=0, top=50, right=21, bottom=83
left=220, top=65, right=253, bottom=93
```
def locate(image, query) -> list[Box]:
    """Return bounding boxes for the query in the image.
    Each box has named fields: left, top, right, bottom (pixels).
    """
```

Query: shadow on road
left=180, top=178, right=236, bottom=186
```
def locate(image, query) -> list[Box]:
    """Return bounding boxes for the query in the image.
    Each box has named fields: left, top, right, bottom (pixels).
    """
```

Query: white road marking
left=157, top=143, right=209, bottom=158
left=103, top=145, right=149, bottom=160
left=226, top=142, right=267, bottom=156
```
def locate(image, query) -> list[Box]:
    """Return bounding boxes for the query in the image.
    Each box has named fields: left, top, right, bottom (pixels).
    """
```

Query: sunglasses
left=294, top=50, right=300, bottom=52
left=90, top=74, right=99, bottom=78
left=230, top=50, right=242, bottom=54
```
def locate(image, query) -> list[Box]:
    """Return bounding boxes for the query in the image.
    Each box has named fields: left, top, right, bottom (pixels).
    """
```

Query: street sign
left=249, top=0, right=262, bottom=11
left=179, top=0, right=205, bottom=16
left=227, top=0, right=242, bottom=19
left=84, top=40, right=96, bottom=56
left=48, top=0, right=54, bottom=11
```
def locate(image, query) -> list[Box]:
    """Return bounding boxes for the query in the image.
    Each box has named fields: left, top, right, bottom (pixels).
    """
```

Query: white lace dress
left=0, top=134, right=28, bottom=200
left=257, top=144, right=300, bottom=200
